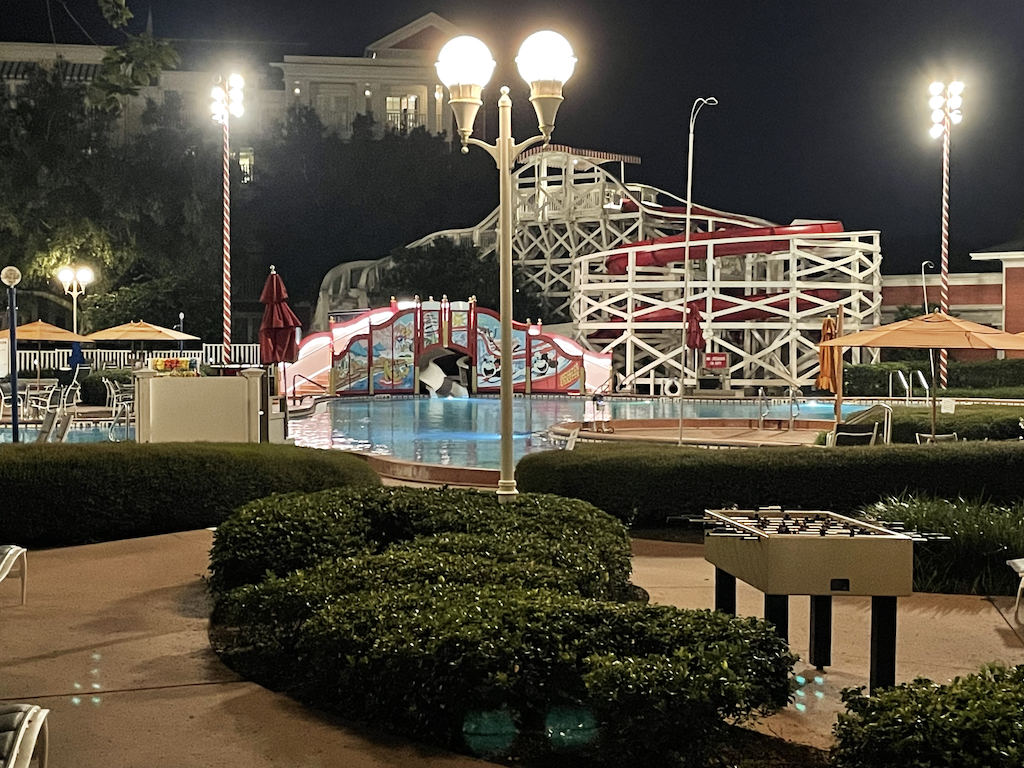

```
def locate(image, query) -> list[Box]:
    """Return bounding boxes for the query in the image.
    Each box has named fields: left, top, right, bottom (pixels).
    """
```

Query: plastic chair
left=1008, top=558, right=1024, bottom=616
left=0, top=545, right=27, bottom=606
left=0, top=703, right=49, bottom=768
left=32, top=411, right=58, bottom=444
left=916, top=432, right=958, bottom=444
left=828, top=422, right=878, bottom=447
left=0, top=383, right=23, bottom=420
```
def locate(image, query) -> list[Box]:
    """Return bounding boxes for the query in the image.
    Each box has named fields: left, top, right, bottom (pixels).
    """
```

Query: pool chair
left=1007, top=558, right=1024, bottom=617
left=916, top=432, right=958, bottom=444
left=0, top=703, right=49, bottom=768
left=52, top=412, right=74, bottom=443
left=32, top=411, right=59, bottom=444
left=0, top=545, right=27, bottom=605
left=826, top=422, right=878, bottom=447
left=0, top=383, right=23, bottom=420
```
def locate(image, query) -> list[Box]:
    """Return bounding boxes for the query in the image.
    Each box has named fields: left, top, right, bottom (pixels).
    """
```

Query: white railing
left=15, top=344, right=262, bottom=372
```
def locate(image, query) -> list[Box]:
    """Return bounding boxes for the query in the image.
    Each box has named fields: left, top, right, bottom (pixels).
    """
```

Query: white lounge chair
left=1007, top=558, right=1024, bottom=616
left=0, top=703, right=49, bottom=768
left=0, top=545, right=27, bottom=605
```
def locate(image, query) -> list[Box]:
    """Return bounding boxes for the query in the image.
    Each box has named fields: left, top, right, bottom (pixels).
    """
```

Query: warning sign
left=704, top=352, right=729, bottom=370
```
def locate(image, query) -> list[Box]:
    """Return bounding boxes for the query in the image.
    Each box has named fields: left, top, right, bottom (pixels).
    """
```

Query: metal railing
left=889, top=370, right=911, bottom=404
left=786, top=386, right=802, bottom=430
left=291, top=373, right=328, bottom=404
left=757, top=387, right=770, bottom=429
left=15, top=344, right=262, bottom=372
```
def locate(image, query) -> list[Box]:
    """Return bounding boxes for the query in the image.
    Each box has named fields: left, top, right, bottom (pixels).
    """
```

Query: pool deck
left=1, top=529, right=1020, bottom=766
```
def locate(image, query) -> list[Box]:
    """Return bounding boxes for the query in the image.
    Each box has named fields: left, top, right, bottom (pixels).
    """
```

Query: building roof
left=364, top=13, right=459, bottom=58
left=971, top=237, right=1024, bottom=261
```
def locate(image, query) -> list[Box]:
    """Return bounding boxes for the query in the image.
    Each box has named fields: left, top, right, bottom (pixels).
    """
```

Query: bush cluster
left=0, top=443, right=380, bottom=546
left=885, top=404, right=1024, bottom=443
left=832, top=665, right=1024, bottom=768
left=862, top=496, right=1024, bottom=595
left=210, top=487, right=796, bottom=765
left=843, top=358, right=1024, bottom=397
left=515, top=442, right=1024, bottom=526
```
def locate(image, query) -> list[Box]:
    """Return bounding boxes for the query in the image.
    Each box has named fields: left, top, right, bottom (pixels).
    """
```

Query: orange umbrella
left=2, top=321, right=91, bottom=382
left=820, top=311, right=1024, bottom=438
left=815, top=316, right=840, bottom=393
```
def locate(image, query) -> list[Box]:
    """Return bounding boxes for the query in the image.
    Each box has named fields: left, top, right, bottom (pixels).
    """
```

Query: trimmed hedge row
left=832, top=665, right=1024, bottom=768
left=211, top=488, right=796, bottom=765
left=843, top=358, right=1024, bottom=397
left=864, top=496, right=1024, bottom=595
left=0, top=443, right=380, bottom=546
left=886, top=404, right=1024, bottom=443
left=515, top=442, right=1024, bottom=526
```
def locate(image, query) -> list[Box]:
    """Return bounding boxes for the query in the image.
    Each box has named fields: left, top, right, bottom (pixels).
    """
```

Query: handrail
left=786, top=386, right=802, bottom=431
left=842, top=402, right=894, bottom=444
left=889, top=370, right=911, bottom=404
left=107, top=398, right=133, bottom=442
left=291, top=373, right=328, bottom=405
left=915, top=369, right=930, bottom=397
left=757, top=387, right=770, bottom=429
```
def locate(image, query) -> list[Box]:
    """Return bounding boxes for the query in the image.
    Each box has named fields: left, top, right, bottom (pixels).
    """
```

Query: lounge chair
left=827, top=422, right=878, bottom=447
left=0, top=703, right=49, bottom=768
left=916, top=432, right=958, bottom=444
left=0, top=545, right=27, bottom=605
left=32, top=411, right=58, bottom=444
left=52, top=412, right=74, bottom=443
left=1007, top=558, right=1024, bottom=616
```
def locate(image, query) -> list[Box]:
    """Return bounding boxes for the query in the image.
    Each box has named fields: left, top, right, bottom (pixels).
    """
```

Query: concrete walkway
left=1, top=531, right=1022, bottom=764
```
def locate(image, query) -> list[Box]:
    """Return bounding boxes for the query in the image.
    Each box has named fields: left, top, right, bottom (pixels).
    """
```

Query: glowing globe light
left=948, top=80, right=964, bottom=95
left=436, top=36, right=495, bottom=88
left=516, top=30, right=576, bottom=85
left=929, top=81, right=945, bottom=96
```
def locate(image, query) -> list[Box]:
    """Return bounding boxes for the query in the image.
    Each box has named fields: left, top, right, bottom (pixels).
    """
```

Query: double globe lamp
left=435, top=31, right=576, bottom=501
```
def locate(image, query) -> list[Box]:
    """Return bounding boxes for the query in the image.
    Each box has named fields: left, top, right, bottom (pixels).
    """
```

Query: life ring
left=663, top=379, right=682, bottom=397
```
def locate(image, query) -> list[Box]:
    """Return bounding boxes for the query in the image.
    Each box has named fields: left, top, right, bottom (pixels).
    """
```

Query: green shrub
left=0, top=443, right=380, bottom=547
left=211, top=487, right=796, bottom=765
left=80, top=369, right=134, bottom=406
left=516, top=442, right=1024, bottom=526
left=888, top=404, right=1024, bottom=442
left=862, top=496, right=1024, bottom=595
left=844, top=358, right=1024, bottom=397
left=832, top=664, right=1024, bottom=768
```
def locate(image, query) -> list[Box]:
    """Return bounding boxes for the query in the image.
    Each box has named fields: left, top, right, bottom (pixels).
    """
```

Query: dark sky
left=9, top=1, right=1024, bottom=273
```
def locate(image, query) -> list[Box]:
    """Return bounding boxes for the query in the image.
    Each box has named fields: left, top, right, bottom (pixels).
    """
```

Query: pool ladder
left=757, top=387, right=802, bottom=431
left=757, top=388, right=770, bottom=430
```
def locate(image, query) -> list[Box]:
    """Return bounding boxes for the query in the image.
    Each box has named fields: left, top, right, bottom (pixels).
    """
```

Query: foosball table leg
left=764, top=594, right=789, bottom=641
left=714, top=568, right=736, bottom=615
left=870, top=595, right=898, bottom=693
left=809, top=595, right=833, bottom=670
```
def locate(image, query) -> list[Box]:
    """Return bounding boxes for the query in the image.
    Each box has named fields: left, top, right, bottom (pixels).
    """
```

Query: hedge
left=515, top=442, right=1024, bottom=526
left=211, top=487, right=796, bottom=765
left=843, top=358, right=1024, bottom=397
left=886, top=404, right=1024, bottom=443
left=0, top=443, right=380, bottom=546
left=832, top=665, right=1024, bottom=768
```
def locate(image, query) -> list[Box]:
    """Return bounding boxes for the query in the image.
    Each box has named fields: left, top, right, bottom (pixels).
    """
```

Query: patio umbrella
left=820, top=311, right=1024, bottom=438
left=259, top=266, right=302, bottom=395
left=685, top=302, right=703, bottom=350
left=1, top=320, right=91, bottom=381
left=86, top=320, right=199, bottom=342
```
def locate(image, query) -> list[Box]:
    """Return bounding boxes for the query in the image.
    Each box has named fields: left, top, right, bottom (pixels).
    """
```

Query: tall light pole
left=57, top=265, right=94, bottom=335
left=678, top=96, right=717, bottom=445
left=436, top=31, right=576, bottom=502
left=928, top=80, right=964, bottom=389
left=212, top=73, right=245, bottom=365
left=2, top=266, right=22, bottom=443
left=921, top=259, right=935, bottom=389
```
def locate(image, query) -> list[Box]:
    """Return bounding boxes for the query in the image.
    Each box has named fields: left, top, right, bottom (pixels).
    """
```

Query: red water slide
left=605, top=221, right=845, bottom=275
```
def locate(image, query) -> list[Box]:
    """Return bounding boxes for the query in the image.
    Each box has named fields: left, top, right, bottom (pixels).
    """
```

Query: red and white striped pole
left=938, top=111, right=950, bottom=389
left=221, top=117, right=232, bottom=365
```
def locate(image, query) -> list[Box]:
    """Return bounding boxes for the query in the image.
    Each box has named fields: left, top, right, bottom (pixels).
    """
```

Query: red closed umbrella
left=259, top=266, right=302, bottom=364
left=685, top=302, right=704, bottom=350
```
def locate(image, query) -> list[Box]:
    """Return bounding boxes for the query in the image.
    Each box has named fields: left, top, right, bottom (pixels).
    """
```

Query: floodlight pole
left=938, top=113, right=950, bottom=388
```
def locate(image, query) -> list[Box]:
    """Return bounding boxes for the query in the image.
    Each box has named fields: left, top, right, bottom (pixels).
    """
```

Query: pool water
left=0, top=425, right=132, bottom=443
left=289, top=396, right=864, bottom=469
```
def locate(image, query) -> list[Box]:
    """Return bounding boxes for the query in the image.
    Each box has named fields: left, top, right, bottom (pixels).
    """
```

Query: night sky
left=9, top=0, right=1024, bottom=273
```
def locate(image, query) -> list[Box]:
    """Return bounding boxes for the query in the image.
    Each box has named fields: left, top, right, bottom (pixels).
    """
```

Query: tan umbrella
left=2, top=321, right=91, bottom=382
left=820, top=311, right=1024, bottom=438
left=86, top=320, right=199, bottom=342
left=815, top=316, right=840, bottom=393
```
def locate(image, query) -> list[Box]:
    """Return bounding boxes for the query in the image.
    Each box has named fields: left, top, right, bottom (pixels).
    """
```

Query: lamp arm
left=512, top=133, right=547, bottom=162
left=465, top=137, right=500, bottom=164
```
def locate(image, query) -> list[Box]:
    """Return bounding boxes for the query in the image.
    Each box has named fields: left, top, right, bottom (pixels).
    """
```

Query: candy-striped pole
left=222, top=117, right=231, bottom=365
left=938, top=112, right=950, bottom=389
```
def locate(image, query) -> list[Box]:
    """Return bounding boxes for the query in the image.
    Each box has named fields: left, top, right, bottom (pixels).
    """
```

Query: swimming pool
left=289, top=396, right=864, bottom=469
left=0, top=424, right=132, bottom=443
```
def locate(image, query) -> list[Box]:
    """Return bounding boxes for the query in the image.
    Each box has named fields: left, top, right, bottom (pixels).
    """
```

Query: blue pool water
left=0, top=425, right=132, bottom=443
left=289, top=396, right=865, bottom=469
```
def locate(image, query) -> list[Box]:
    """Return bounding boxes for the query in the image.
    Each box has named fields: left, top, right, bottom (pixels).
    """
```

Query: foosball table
left=703, top=507, right=916, bottom=692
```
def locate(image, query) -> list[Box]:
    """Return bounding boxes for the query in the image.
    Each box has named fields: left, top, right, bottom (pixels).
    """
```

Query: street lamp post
left=2, top=266, right=22, bottom=443
left=928, top=80, right=964, bottom=389
left=176, top=312, right=185, bottom=354
left=921, top=259, right=935, bottom=387
left=212, top=73, right=245, bottom=365
left=436, top=31, right=576, bottom=502
left=678, top=96, right=717, bottom=445
left=57, top=265, right=94, bottom=335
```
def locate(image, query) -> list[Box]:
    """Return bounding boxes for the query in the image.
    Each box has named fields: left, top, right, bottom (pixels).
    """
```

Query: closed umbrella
left=259, top=266, right=302, bottom=395
left=820, top=311, right=1024, bottom=438
left=815, top=316, right=840, bottom=392
left=685, top=302, right=703, bottom=350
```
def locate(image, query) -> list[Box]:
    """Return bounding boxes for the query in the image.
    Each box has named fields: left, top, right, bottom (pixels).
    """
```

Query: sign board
left=704, top=352, right=729, bottom=370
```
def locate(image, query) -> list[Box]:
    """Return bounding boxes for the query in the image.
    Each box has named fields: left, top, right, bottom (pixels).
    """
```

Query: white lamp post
left=928, top=80, right=964, bottom=389
left=436, top=31, right=576, bottom=502
left=57, top=265, right=94, bottom=335
left=678, top=96, right=717, bottom=445
left=2, top=265, right=22, bottom=443
left=212, top=73, right=245, bottom=365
